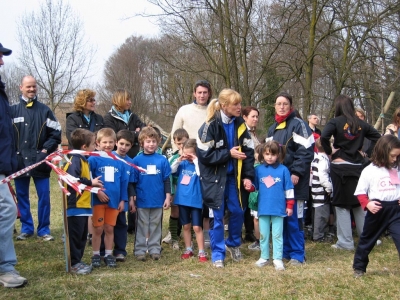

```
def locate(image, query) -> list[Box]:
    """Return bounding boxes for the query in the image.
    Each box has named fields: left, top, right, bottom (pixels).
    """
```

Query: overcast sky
left=1, top=0, right=161, bottom=84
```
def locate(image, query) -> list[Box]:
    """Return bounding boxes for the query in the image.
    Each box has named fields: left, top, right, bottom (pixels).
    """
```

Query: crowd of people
left=2, top=40, right=400, bottom=288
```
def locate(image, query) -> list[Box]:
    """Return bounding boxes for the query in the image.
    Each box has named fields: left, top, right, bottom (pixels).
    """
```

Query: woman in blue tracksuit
left=267, top=92, right=314, bottom=265
left=197, top=88, right=254, bottom=268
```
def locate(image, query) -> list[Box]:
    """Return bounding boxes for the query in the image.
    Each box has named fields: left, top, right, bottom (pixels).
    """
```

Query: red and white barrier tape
left=0, top=150, right=146, bottom=196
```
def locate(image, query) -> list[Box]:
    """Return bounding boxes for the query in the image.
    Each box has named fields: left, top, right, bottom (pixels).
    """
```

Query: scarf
left=112, top=106, right=131, bottom=124
left=274, top=109, right=293, bottom=124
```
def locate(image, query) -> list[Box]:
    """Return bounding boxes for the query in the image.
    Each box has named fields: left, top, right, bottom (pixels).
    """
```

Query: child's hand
left=163, top=195, right=171, bottom=210
left=129, top=196, right=136, bottom=213
left=97, top=190, right=109, bottom=203
left=118, top=200, right=125, bottom=212
left=243, top=179, right=252, bottom=190
left=366, top=201, right=382, bottom=214
left=91, top=176, right=103, bottom=188
left=286, top=208, right=293, bottom=217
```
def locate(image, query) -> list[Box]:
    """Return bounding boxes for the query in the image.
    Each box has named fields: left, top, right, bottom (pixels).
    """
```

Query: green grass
left=4, top=173, right=400, bottom=299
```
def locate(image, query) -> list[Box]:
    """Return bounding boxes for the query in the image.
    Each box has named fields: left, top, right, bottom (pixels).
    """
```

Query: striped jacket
left=311, top=152, right=333, bottom=207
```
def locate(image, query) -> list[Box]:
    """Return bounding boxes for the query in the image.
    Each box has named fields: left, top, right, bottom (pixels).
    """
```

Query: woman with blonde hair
left=196, top=88, right=255, bottom=268
left=103, top=89, right=145, bottom=158
left=66, top=89, right=104, bottom=149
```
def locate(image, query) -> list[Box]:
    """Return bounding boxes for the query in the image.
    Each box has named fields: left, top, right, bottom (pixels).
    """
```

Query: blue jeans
left=15, top=177, right=51, bottom=236
left=209, top=176, right=244, bottom=262
left=0, top=175, right=18, bottom=273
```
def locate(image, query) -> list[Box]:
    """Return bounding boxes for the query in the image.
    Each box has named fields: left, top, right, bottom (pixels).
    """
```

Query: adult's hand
left=230, top=146, right=247, bottom=160
left=291, top=174, right=299, bottom=185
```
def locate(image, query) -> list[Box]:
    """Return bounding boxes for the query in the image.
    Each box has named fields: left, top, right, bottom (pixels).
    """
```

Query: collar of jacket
left=264, top=161, right=280, bottom=169
left=20, top=95, right=37, bottom=107
left=220, top=110, right=235, bottom=124
left=70, top=152, right=89, bottom=162
left=0, top=75, right=5, bottom=90
left=110, top=106, right=132, bottom=122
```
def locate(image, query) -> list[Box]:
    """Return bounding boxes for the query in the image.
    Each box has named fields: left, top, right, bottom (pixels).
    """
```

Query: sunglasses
left=87, top=98, right=96, bottom=103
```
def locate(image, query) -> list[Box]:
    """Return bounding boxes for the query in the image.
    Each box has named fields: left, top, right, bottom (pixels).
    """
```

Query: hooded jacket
left=11, top=96, right=61, bottom=178
left=196, top=111, right=255, bottom=210
left=267, top=111, right=314, bottom=201
left=103, top=107, right=145, bottom=158
left=0, top=76, right=17, bottom=175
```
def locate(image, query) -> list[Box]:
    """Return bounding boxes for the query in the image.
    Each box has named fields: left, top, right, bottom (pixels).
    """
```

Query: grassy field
left=3, top=174, right=400, bottom=299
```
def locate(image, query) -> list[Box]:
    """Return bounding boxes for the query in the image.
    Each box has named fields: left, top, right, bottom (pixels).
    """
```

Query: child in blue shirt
left=130, top=126, right=172, bottom=261
left=64, top=129, right=103, bottom=274
left=170, top=139, right=207, bottom=262
left=162, top=128, right=189, bottom=250
left=99, top=130, right=135, bottom=262
left=88, top=128, right=128, bottom=268
left=246, top=140, right=294, bottom=271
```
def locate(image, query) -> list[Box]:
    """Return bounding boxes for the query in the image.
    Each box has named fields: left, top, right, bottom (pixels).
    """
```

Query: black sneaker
left=91, top=255, right=101, bottom=268
left=104, top=255, right=117, bottom=268
left=244, top=233, right=257, bottom=243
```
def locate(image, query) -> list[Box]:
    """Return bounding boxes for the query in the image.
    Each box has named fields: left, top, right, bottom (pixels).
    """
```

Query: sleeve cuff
left=286, top=199, right=295, bottom=209
left=357, top=194, right=369, bottom=210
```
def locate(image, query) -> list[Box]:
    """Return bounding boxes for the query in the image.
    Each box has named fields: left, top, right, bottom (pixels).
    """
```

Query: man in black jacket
left=0, top=43, right=28, bottom=288
left=11, top=76, right=61, bottom=242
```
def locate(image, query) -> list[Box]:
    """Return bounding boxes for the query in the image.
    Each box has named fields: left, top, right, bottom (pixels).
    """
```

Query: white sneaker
left=38, top=234, right=54, bottom=241
left=0, top=270, right=28, bottom=288
left=213, top=260, right=224, bottom=268
left=162, top=231, right=172, bottom=244
left=273, top=259, right=285, bottom=271
left=16, top=233, right=33, bottom=240
left=172, top=240, right=180, bottom=250
left=255, top=258, right=269, bottom=267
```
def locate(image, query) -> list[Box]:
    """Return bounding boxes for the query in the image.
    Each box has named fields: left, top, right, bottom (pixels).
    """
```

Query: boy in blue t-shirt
left=88, top=128, right=128, bottom=268
left=130, top=126, right=172, bottom=261
left=64, top=129, right=103, bottom=274
left=99, top=130, right=135, bottom=262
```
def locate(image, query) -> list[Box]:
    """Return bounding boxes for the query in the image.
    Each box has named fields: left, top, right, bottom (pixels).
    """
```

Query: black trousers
left=353, top=201, right=400, bottom=272
left=127, top=211, right=136, bottom=233
left=67, top=216, right=88, bottom=266
left=244, top=207, right=254, bottom=234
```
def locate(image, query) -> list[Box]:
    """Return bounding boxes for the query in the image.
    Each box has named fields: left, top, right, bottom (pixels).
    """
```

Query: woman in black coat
left=266, top=92, right=314, bottom=265
left=66, top=89, right=104, bottom=149
left=321, top=95, right=381, bottom=251
left=103, top=89, right=145, bottom=158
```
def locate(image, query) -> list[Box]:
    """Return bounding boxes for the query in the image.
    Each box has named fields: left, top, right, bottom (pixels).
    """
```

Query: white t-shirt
left=354, top=163, right=400, bottom=201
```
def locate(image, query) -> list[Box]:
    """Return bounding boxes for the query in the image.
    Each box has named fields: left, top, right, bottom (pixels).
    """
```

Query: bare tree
left=17, top=0, right=95, bottom=111
left=0, top=63, right=26, bottom=105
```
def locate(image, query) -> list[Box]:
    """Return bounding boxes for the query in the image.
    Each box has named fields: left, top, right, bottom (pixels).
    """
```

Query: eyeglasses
left=87, top=98, right=96, bottom=103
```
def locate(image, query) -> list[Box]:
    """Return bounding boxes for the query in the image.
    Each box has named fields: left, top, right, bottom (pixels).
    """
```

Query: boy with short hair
left=130, top=126, right=172, bottom=261
left=311, top=138, right=333, bottom=242
left=111, top=130, right=136, bottom=262
left=64, top=129, right=103, bottom=274
left=162, top=128, right=189, bottom=249
left=89, top=128, right=128, bottom=267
